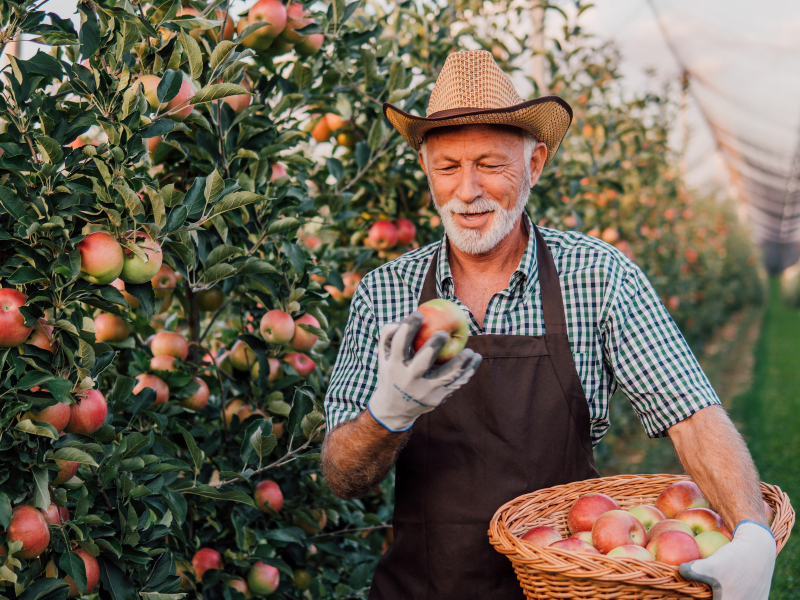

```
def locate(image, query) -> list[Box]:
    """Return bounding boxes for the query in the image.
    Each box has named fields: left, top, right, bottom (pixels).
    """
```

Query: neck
left=447, top=215, right=529, bottom=280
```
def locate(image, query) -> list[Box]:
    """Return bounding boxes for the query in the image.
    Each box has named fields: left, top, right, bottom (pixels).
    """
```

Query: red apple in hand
left=41, top=503, right=69, bottom=526
left=260, top=310, right=295, bottom=344
left=675, top=507, right=723, bottom=535
left=65, top=390, right=107, bottom=434
left=591, top=510, right=647, bottom=554
left=77, top=232, right=124, bottom=285
left=25, top=402, right=71, bottom=432
left=695, top=530, right=731, bottom=558
left=0, top=289, right=34, bottom=347
left=647, top=518, right=694, bottom=542
left=645, top=530, right=701, bottom=566
left=284, top=352, right=315, bottom=377
left=413, top=299, right=470, bottom=364
left=150, top=331, right=189, bottom=361
left=248, top=561, right=280, bottom=596
left=254, top=480, right=284, bottom=512
left=627, top=505, right=666, bottom=533
left=521, top=526, right=561, bottom=547
left=367, top=221, right=399, bottom=250
left=607, top=545, right=654, bottom=561
left=289, top=313, right=320, bottom=351
left=548, top=538, right=600, bottom=554
left=567, top=493, right=621, bottom=535
left=8, top=505, right=50, bottom=559
left=192, top=548, right=222, bottom=581
left=655, top=481, right=709, bottom=518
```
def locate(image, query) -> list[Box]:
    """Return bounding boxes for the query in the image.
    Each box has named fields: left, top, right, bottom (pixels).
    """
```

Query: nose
left=453, top=164, right=483, bottom=203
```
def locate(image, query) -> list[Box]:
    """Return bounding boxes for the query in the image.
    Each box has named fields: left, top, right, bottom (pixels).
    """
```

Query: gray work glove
left=367, top=312, right=482, bottom=432
left=679, top=521, right=776, bottom=600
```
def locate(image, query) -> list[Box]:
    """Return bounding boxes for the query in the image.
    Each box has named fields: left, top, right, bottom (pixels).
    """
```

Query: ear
left=418, top=149, right=428, bottom=176
left=529, top=143, right=548, bottom=187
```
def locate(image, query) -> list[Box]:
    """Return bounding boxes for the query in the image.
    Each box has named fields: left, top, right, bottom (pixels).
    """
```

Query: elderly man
left=321, top=51, right=775, bottom=600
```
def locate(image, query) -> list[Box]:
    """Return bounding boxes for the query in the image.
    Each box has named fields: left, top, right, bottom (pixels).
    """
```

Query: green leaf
left=32, top=467, right=50, bottom=509
left=35, top=136, right=64, bottom=164
left=0, top=492, right=12, bottom=528
left=125, top=282, right=155, bottom=318
left=18, top=578, right=69, bottom=600
left=157, top=69, right=183, bottom=104
left=7, top=266, right=48, bottom=285
left=52, top=447, right=98, bottom=467
left=200, top=263, right=237, bottom=285
left=288, top=386, right=315, bottom=437
left=180, top=30, right=203, bottom=80
left=204, top=169, right=224, bottom=204
left=164, top=205, right=189, bottom=234
left=114, top=182, right=145, bottom=217
left=209, top=41, right=238, bottom=72
left=266, top=217, right=300, bottom=235
left=301, top=411, right=325, bottom=437
left=210, top=191, right=265, bottom=217
left=59, top=552, right=87, bottom=596
left=99, top=558, right=137, bottom=600
left=326, top=157, right=344, bottom=181
left=249, top=426, right=277, bottom=459
left=180, top=485, right=257, bottom=508
left=189, top=83, right=249, bottom=105
left=204, top=245, right=243, bottom=269
left=16, top=419, right=58, bottom=439
left=368, top=118, right=386, bottom=152
left=177, top=425, right=203, bottom=472
left=297, top=323, right=328, bottom=343
left=0, top=185, right=27, bottom=219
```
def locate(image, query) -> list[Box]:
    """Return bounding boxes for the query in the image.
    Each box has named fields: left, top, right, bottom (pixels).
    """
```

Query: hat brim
left=383, top=96, right=573, bottom=166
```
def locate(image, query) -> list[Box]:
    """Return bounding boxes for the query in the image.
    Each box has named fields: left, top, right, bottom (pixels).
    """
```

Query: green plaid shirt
left=325, top=214, right=719, bottom=446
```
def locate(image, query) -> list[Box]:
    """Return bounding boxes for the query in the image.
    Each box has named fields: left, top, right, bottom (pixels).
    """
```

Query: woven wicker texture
left=383, top=50, right=572, bottom=165
left=488, top=474, right=794, bottom=599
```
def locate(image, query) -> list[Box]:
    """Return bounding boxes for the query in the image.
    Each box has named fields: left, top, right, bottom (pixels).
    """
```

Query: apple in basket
left=646, top=530, right=701, bottom=566
left=520, top=526, right=561, bottom=547
left=606, top=545, right=655, bottom=561
left=566, top=493, right=621, bottom=534
left=591, top=510, right=647, bottom=554
left=571, top=531, right=594, bottom=546
left=549, top=538, right=599, bottom=554
left=647, top=518, right=694, bottom=543
left=627, top=505, right=666, bottom=533
left=655, top=481, right=709, bottom=518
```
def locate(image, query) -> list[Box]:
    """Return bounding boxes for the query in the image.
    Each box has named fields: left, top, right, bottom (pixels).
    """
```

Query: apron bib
left=369, top=224, right=600, bottom=600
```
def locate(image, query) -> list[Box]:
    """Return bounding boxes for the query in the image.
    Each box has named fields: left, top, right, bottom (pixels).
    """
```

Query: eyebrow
left=434, top=152, right=510, bottom=164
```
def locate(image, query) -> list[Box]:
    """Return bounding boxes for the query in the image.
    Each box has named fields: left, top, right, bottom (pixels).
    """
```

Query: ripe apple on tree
left=284, top=352, right=315, bottom=377
left=230, top=339, right=257, bottom=371
left=26, top=318, right=55, bottom=353
left=0, top=289, right=34, bottom=348
left=223, top=399, right=246, bottom=426
left=228, top=578, right=251, bottom=598
left=139, top=74, right=194, bottom=121
left=192, top=548, right=223, bottom=582
left=197, top=288, right=224, bottom=311
left=237, top=404, right=266, bottom=422
left=150, top=331, right=189, bottom=361
left=254, top=480, right=284, bottom=513
left=150, top=354, right=177, bottom=372
left=133, top=374, right=170, bottom=405
left=111, top=279, right=140, bottom=309
left=120, top=231, right=163, bottom=284
left=53, top=460, right=79, bottom=485
left=94, top=313, right=131, bottom=343
left=251, top=357, right=283, bottom=382
left=247, top=561, right=280, bottom=596
left=395, top=218, right=416, bottom=245
left=24, top=402, right=71, bottom=433
left=179, top=378, right=210, bottom=411
left=65, top=390, right=108, bottom=434
left=260, top=309, right=295, bottom=344
left=41, top=503, right=69, bottom=526
left=7, top=505, right=50, bottom=559
left=289, top=313, right=320, bottom=351
left=77, top=232, right=124, bottom=285
left=367, top=221, right=399, bottom=250
left=413, top=299, right=470, bottom=364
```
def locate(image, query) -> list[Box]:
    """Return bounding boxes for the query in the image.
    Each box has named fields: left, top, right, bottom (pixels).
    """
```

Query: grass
left=728, top=278, right=800, bottom=598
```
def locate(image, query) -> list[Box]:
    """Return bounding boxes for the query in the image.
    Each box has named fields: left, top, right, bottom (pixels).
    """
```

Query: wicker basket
left=488, top=474, right=794, bottom=599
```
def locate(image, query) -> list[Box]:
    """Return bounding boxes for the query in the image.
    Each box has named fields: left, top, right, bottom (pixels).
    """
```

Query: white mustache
left=439, top=198, right=498, bottom=215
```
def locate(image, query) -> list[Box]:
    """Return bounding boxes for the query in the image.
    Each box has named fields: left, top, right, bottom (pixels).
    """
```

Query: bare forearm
left=668, top=405, right=765, bottom=530
left=321, top=409, right=410, bottom=499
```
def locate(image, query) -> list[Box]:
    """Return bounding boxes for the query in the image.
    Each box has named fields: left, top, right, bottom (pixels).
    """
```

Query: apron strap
left=419, top=246, right=439, bottom=304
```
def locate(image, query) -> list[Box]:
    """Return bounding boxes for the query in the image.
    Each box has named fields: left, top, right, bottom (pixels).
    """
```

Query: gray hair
left=419, top=129, right=538, bottom=170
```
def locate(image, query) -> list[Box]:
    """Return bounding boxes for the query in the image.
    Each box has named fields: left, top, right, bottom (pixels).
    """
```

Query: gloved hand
left=679, top=520, right=776, bottom=600
left=367, top=312, right=482, bottom=432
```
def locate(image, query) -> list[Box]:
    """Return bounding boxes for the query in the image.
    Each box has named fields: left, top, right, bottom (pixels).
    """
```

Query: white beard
left=429, top=170, right=531, bottom=255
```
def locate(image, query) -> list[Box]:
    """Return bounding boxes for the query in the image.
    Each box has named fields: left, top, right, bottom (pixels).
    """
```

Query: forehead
left=424, top=124, right=525, bottom=155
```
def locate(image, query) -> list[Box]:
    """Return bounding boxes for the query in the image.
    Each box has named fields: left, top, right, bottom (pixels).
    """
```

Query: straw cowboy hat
left=383, top=50, right=572, bottom=166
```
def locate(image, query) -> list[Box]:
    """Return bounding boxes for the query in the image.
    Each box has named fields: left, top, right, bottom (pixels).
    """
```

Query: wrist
left=733, top=519, right=775, bottom=539
left=366, top=403, right=414, bottom=433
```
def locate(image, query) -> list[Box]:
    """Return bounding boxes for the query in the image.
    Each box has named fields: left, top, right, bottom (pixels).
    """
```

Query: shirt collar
left=436, top=212, right=539, bottom=300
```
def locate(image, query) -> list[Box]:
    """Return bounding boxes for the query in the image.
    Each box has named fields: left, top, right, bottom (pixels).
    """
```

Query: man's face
left=419, top=124, right=547, bottom=255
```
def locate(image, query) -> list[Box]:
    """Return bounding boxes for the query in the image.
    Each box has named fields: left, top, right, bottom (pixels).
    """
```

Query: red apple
left=548, top=538, right=600, bottom=554
left=655, top=481, right=709, bottom=518
left=147, top=136, right=161, bottom=161
left=134, top=374, right=169, bottom=405
left=237, top=16, right=271, bottom=52
left=197, top=288, right=224, bottom=311
left=77, top=232, right=124, bottom=285
left=247, top=0, right=287, bottom=42
left=0, top=289, right=34, bottom=348
left=63, top=549, right=99, bottom=597
left=111, top=279, right=140, bottom=309
left=65, top=390, right=107, bottom=434
left=695, top=530, right=731, bottom=558
left=247, top=562, right=280, bottom=596
left=41, top=503, right=69, bottom=526
left=192, top=548, right=222, bottom=582
left=284, top=352, right=315, bottom=377
left=223, top=399, right=245, bottom=426
left=342, top=272, right=363, bottom=299
left=367, top=221, right=399, bottom=250
left=251, top=357, right=282, bottom=382
left=270, top=162, right=287, bottom=181
left=718, top=525, right=733, bottom=541
left=325, top=285, right=344, bottom=304
left=228, top=578, right=251, bottom=598
left=94, top=313, right=131, bottom=343
left=140, top=75, right=194, bottom=121
left=289, top=313, right=320, bottom=351
left=311, top=116, right=332, bottom=142
left=293, top=509, right=327, bottom=534
left=591, top=510, right=647, bottom=554
left=627, top=505, right=666, bottom=533
left=150, top=354, right=177, bottom=372
left=261, top=310, right=295, bottom=344
left=395, top=218, right=416, bottom=245
left=53, top=460, right=79, bottom=485
left=647, top=518, right=694, bottom=543
left=223, top=76, right=252, bottom=113
left=8, top=505, right=50, bottom=559
left=150, top=331, right=189, bottom=361
left=180, top=378, right=209, bottom=411
left=254, top=480, right=284, bottom=513
left=675, top=508, right=723, bottom=536
left=151, top=264, right=177, bottom=298
left=175, top=6, right=201, bottom=39
left=520, top=526, right=561, bottom=547
left=120, top=230, right=163, bottom=284
left=295, top=33, right=323, bottom=56
left=413, top=299, right=470, bottom=365
left=237, top=404, right=266, bottom=422
left=25, top=402, right=71, bottom=432
left=230, top=340, right=257, bottom=371
left=571, top=531, right=594, bottom=545
left=645, top=530, right=701, bottom=566
left=279, top=3, right=310, bottom=44
left=27, top=318, right=55, bottom=352
left=211, top=8, right=236, bottom=42
left=606, top=545, right=655, bottom=561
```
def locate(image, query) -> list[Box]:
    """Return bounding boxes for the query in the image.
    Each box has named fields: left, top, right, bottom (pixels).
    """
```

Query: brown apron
left=369, top=224, right=600, bottom=600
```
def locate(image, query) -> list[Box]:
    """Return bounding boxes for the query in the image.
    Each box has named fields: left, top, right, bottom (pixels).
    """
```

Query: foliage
left=0, top=0, right=763, bottom=599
